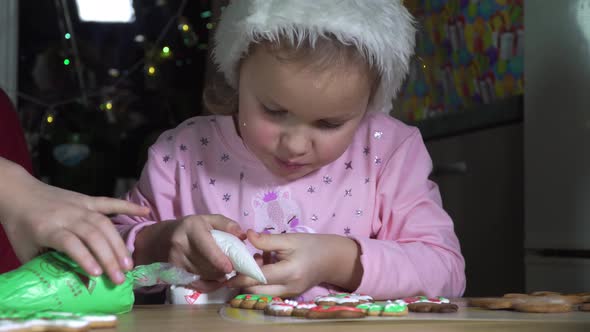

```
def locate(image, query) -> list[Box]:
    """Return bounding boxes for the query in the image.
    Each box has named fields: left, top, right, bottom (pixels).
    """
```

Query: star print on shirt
left=365, top=178, right=370, bottom=184
left=221, top=153, right=230, bottom=162
left=374, top=157, right=382, bottom=165
left=311, top=214, right=318, bottom=222
left=192, top=183, right=198, bottom=190
left=345, top=161, right=353, bottom=170
left=196, top=161, right=204, bottom=166
left=356, top=209, right=363, bottom=217
left=209, top=178, right=216, bottom=185
left=307, top=186, right=316, bottom=194
left=374, top=131, right=383, bottom=139
left=345, top=189, right=352, bottom=197
left=223, top=193, right=231, bottom=202
left=363, top=147, right=370, bottom=155
left=200, top=137, right=209, bottom=146
left=180, top=144, right=187, bottom=151
left=344, top=227, right=351, bottom=235
left=163, top=155, right=171, bottom=163
left=323, top=176, right=332, bottom=184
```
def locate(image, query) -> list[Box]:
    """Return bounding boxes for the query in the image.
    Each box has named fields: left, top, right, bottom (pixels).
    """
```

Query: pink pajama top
left=113, top=111, right=466, bottom=301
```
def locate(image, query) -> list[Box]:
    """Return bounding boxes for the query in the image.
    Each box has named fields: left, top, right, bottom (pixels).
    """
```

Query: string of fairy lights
left=19, top=0, right=217, bottom=128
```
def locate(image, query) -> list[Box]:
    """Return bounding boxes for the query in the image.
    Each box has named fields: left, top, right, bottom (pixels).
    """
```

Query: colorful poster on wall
left=397, top=0, right=523, bottom=122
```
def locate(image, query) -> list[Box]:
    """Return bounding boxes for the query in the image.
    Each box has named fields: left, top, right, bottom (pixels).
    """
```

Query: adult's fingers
left=45, top=229, right=103, bottom=277
left=89, top=213, right=133, bottom=271
left=68, top=219, right=127, bottom=284
left=87, top=196, right=150, bottom=217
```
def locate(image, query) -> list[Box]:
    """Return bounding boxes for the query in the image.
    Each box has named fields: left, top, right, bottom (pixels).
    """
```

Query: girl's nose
left=279, top=130, right=310, bottom=157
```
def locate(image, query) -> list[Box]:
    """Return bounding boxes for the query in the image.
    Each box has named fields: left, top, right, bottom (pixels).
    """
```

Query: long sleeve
left=112, top=145, right=178, bottom=253
left=352, top=130, right=466, bottom=299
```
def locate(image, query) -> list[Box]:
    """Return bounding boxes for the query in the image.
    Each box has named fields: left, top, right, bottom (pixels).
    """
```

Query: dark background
left=18, top=0, right=219, bottom=195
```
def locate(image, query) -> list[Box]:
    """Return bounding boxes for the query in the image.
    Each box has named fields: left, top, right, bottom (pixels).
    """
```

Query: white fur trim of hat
left=213, top=0, right=416, bottom=113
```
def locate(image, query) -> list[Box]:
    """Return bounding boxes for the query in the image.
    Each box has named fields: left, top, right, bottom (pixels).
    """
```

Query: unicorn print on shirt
left=252, top=188, right=315, bottom=234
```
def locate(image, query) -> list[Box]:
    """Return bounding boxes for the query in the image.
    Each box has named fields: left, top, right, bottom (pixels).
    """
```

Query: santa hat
left=212, top=0, right=416, bottom=113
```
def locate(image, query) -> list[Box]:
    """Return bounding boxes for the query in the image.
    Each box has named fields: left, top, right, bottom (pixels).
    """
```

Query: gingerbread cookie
left=356, top=300, right=408, bottom=317
left=0, top=310, right=117, bottom=331
left=263, top=301, right=295, bottom=316
left=315, top=293, right=373, bottom=307
left=469, top=297, right=521, bottom=310
left=292, top=302, right=318, bottom=317
left=402, top=296, right=457, bottom=313
left=305, top=305, right=366, bottom=319
left=470, top=293, right=583, bottom=313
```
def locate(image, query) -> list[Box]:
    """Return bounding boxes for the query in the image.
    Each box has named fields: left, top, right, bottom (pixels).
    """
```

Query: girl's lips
left=275, top=157, right=307, bottom=170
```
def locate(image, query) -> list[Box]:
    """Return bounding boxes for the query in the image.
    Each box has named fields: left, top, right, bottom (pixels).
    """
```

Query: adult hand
left=0, top=160, right=150, bottom=284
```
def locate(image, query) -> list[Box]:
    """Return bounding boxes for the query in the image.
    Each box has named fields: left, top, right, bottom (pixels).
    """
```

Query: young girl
left=113, top=0, right=466, bottom=301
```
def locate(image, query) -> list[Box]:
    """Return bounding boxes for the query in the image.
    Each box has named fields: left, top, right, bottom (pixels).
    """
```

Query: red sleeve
left=0, top=89, right=30, bottom=273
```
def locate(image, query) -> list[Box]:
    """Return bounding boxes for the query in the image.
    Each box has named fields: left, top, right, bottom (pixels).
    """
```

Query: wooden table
left=104, top=304, right=590, bottom=332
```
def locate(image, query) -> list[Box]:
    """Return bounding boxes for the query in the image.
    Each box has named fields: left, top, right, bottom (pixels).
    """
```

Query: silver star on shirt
left=374, top=156, right=382, bottom=165
left=374, top=131, right=383, bottom=139
left=356, top=209, right=363, bottom=217
left=311, top=214, right=318, bottom=222
left=345, top=189, right=352, bottom=197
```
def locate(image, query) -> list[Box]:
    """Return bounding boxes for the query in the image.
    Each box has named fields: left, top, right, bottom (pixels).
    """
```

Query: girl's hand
left=224, top=230, right=363, bottom=297
left=135, top=214, right=246, bottom=293
left=0, top=160, right=150, bottom=285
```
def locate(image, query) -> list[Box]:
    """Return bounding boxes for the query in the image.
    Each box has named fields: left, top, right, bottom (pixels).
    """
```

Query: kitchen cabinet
left=425, top=123, right=524, bottom=296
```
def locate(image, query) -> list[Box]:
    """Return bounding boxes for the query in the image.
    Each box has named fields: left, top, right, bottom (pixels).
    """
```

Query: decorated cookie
left=400, top=296, right=457, bottom=313
left=315, top=293, right=374, bottom=307
left=254, top=295, right=282, bottom=310
left=355, top=303, right=382, bottom=316
left=382, top=300, right=409, bottom=317
left=306, top=305, right=366, bottom=319
left=264, top=301, right=295, bottom=316
left=407, top=302, right=459, bottom=313
left=402, top=296, right=450, bottom=304
left=292, top=302, right=318, bottom=317
left=0, top=310, right=117, bottom=331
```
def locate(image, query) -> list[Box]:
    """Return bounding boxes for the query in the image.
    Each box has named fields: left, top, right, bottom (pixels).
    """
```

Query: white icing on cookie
left=295, top=302, right=317, bottom=309
left=266, top=301, right=294, bottom=312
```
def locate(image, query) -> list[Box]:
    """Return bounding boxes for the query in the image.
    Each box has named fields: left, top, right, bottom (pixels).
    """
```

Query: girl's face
left=237, top=46, right=373, bottom=181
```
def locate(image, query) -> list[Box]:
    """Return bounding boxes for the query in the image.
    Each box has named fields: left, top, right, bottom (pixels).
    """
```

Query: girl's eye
left=317, top=120, right=343, bottom=129
left=262, top=106, right=287, bottom=117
